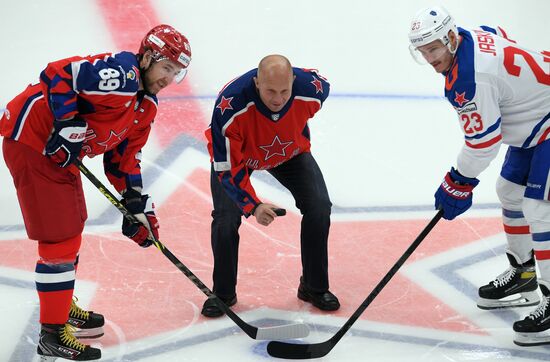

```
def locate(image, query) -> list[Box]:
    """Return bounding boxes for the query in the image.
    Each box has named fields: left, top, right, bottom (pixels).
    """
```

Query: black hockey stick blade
left=267, top=209, right=443, bottom=359
left=75, top=160, right=309, bottom=340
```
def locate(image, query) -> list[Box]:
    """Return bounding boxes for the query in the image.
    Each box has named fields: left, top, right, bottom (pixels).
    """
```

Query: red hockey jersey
left=0, top=51, right=157, bottom=193
left=205, top=67, right=329, bottom=215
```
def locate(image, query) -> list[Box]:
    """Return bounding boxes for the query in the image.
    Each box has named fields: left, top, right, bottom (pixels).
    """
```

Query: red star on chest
left=310, top=76, right=323, bottom=94
left=97, top=129, right=128, bottom=151
left=454, top=91, right=469, bottom=107
left=259, top=135, right=294, bottom=161
left=216, top=96, right=234, bottom=115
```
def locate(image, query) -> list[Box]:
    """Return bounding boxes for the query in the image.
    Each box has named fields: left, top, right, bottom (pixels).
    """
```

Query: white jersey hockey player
left=409, top=6, right=550, bottom=347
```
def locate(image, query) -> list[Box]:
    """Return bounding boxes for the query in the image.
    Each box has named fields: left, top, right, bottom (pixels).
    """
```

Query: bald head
left=257, top=55, right=293, bottom=80
left=254, top=55, right=295, bottom=112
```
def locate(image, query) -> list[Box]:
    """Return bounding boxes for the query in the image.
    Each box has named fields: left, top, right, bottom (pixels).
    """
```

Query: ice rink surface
left=1, top=0, right=550, bottom=361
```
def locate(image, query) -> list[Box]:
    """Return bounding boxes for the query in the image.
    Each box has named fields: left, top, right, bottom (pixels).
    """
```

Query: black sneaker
left=201, top=295, right=237, bottom=318
left=67, top=297, right=105, bottom=338
left=477, top=251, right=539, bottom=310
left=297, top=277, right=340, bottom=311
left=37, top=324, right=101, bottom=361
left=513, top=284, right=550, bottom=346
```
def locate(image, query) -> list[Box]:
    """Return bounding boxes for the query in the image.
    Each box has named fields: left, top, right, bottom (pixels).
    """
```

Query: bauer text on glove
left=434, top=167, right=480, bottom=220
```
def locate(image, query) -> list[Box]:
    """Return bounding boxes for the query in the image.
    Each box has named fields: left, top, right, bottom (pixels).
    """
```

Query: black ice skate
left=477, top=251, right=539, bottom=310
left=67, top=297, right=105, bottom=339
left=513, top=284, right=550, bottom=346
left=37, top=324, right=101, bottom=361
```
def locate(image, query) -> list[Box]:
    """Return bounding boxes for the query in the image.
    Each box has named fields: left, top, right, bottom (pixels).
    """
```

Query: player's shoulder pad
left=108, top=51, right=141, bottom=91
left=77, top=51, right=141, bottom=93
left=212, top=69, right=256, bottom=123
left=478, top=25, right=515, bottom=42
left=292, top=67, right=330, bottom=103
left=445, top=28, right=476, bottom=109
left=479, top=25, right=498, bottom=36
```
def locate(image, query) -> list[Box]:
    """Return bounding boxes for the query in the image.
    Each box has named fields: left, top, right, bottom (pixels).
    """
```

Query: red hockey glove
left=45, top=117, right=87, bottom=167
left=121, top=190, right=159, bottom=248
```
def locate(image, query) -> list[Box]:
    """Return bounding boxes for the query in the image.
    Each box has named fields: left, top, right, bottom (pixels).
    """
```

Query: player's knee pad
left=496, top=176, right=525, bottom=210
left=522, top=198, right=550, bottom=234
left=38, top=234, right=82, bottom=264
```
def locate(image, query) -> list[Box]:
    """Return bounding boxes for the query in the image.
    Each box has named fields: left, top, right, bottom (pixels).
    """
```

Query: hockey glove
left=434, top=167, right=480, bottom=220
left=121, top=190, right=159, bottom=248
left=45, top=117, right=88, bottom=168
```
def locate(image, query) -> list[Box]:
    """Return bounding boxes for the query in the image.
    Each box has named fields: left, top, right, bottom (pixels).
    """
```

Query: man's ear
left=449, top=30, right=458, bottom=52
left=140, top=50, right=153, bottom=69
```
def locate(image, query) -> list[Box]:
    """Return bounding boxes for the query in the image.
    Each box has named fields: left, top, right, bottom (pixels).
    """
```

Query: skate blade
left=477, top=291, right=540, bottom=310
left=514, top=330, right=550, bottom=346
left=38, top=355, right=58, bottom=362
left=72, top=326, right=104, bottom=339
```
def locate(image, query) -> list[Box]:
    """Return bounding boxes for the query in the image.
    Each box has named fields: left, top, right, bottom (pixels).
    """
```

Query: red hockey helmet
left=139, top=24, right=192, bottom=82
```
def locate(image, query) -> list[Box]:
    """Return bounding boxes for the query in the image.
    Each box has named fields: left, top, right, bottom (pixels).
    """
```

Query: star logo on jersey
left=310, top=76, right=323, bottom=94
left=216, top=96, right=234, bottom=115
left=96, top=128, right=128, bottom=152
left=454, top=91, right=469, bottom=107
left=259, top=135, right=293, bottom=160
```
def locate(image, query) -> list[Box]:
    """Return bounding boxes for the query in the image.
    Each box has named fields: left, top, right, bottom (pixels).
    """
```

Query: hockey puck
left=273, top=208, right=286, bottom=216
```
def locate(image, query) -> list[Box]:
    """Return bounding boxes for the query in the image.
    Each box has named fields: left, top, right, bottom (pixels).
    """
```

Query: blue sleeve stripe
left=126, top=173, right=143, bottom=190
left=522, top=111, right=550, bottom=148
left=479, top=25, right=497, bottom=35
left=10, top=91, right=43, bottom=140
left=465, top=118, right=501, bottom=140
left=220, top=170, right=254, bottom=211
left=212, top=126, right=228, bottom=162
left=302, top=123, right=310, bottom=140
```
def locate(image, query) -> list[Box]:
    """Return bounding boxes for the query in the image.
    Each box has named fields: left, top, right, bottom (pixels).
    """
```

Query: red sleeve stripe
left=537, top=126, right=550, bottom=145
left=465, top=134, right=502, bottom=149
left=498, top=26, right=516, bottom=43
left=503, top=224, right=530, bottom=235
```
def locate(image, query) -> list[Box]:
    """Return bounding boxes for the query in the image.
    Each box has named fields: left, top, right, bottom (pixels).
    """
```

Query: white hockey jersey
left=445, top=26, right=550, bottom=178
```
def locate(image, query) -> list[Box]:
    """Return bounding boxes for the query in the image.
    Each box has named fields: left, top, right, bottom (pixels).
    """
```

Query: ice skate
left=513, top=284, right=550, bottom=346
left=37, top=323, right=101, bottom=361
left=67, top=297, right=105, bottom=339
left=477, top=251, right=539, bottom=310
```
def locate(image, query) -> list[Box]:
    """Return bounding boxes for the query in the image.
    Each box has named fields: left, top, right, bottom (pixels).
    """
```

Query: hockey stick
left=75, top=159, right=309, bottom=340
left=267, top=209, right=444, bottom=359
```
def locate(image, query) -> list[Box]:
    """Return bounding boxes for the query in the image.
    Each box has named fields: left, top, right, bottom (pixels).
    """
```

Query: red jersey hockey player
left=203, top=55, right=340, bottom=318
left=0, top=24, right=191, bottom=360
left=409, top=6, right=550, bottom=346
